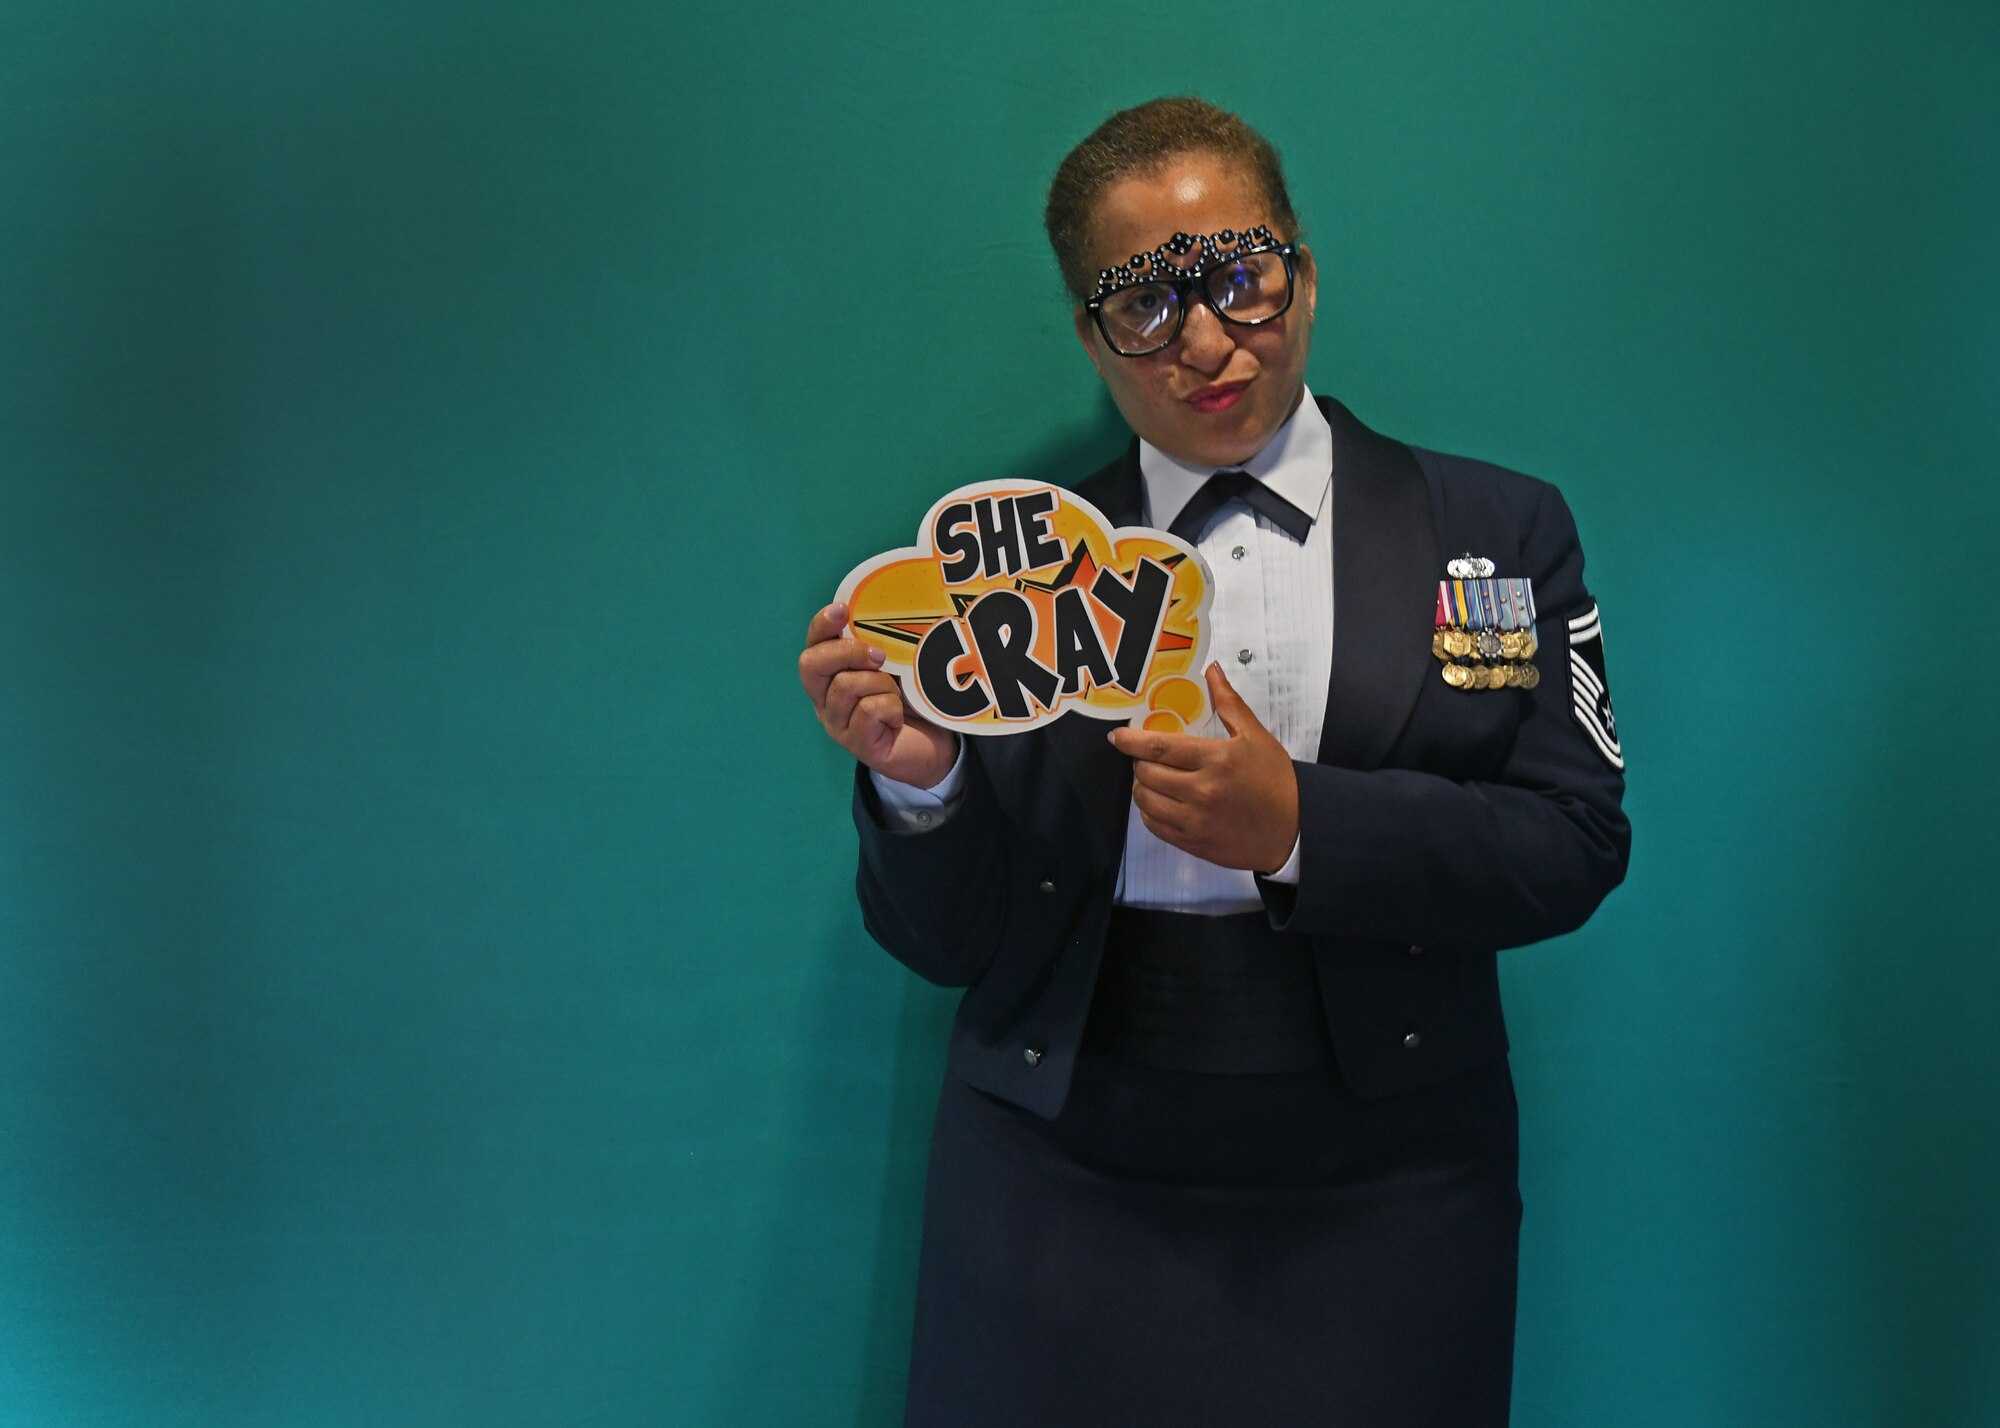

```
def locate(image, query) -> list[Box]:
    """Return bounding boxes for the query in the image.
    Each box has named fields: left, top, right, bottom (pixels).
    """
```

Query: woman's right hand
left=800, top=603, right=958, bottom=788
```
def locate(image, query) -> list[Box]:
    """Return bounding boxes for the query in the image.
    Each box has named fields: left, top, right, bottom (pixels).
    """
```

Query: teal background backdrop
left=4, top=0, right=1995, bottom=1423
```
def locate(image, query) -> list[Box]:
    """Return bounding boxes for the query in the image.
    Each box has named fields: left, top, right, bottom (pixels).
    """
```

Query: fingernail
left=867, top=647, right=885, bottom=665
left=829, top=602, right=847, bottom=620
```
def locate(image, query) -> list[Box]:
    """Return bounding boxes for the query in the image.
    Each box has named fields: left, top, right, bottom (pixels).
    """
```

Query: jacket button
left=1403, top=1031, right=1422, bottom=1050
left=1038, top=878, right=1056, bottom=893
left=1408, top=943, right=1423, bottom=956
left=1023, top=1045, right=1044, bottom=1067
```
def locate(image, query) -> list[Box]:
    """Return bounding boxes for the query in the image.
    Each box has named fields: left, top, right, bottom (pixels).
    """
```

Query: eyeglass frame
left=1081, top=241, right=1301, bottom=358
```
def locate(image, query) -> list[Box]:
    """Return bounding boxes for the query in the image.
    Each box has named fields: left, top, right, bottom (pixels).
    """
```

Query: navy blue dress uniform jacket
left=851, top=394, right=1631, bottom=1120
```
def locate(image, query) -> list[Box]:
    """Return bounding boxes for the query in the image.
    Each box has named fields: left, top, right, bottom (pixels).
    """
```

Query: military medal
left=1433, top=554, right=1539, bottom=692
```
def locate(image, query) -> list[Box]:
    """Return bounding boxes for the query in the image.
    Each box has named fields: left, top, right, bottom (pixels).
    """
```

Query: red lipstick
left=1187, top=381, right=1248, bottom=413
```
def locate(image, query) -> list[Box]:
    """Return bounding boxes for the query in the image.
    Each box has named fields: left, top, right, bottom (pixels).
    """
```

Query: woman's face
left=1073, top=152, right=1317, bottom=470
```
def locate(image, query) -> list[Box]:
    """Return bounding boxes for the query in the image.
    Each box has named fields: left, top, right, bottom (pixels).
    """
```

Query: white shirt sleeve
left=1263, top=832, right=1303, bottom=885
left=867, top=737, right=966, bottom=832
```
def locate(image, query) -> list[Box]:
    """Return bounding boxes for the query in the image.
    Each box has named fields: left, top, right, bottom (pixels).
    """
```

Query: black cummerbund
left=1082, top=907, right=1336, bottom=1075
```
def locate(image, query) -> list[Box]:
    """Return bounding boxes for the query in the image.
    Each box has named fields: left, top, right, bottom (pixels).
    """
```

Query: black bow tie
left=1166, top=469, right=1314, bottom=545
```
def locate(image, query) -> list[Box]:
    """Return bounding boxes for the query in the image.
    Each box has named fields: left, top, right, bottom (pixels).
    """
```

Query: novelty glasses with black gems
left=1084, top=240, right=1299, bottom=358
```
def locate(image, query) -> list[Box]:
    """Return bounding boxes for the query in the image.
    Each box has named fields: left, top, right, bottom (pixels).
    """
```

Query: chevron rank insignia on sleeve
left=1566, top=602, right=1622, bottom=770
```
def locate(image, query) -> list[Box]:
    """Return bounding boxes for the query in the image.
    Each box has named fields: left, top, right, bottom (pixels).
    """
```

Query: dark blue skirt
left=904, top=1043, right=1522, bottom=1426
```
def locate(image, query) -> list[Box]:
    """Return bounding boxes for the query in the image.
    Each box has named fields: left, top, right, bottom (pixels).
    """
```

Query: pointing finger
left=1107, top=724, right=1210, bottom=770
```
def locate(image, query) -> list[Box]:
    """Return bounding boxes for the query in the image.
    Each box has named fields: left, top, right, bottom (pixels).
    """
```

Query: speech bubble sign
left=834, top=481, right=1215, bottom=736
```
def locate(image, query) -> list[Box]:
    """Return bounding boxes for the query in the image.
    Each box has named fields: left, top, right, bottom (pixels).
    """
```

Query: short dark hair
left=1044, top=96, right=1301, bottom=301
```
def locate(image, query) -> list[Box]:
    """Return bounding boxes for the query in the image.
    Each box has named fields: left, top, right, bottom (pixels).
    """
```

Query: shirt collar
left=1139, top=385, right=1333, bottom=538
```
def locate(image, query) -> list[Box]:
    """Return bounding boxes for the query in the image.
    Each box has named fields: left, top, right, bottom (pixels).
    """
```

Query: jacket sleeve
left=851, top=746, right=1015, bottom=987
left=1263, top=480, right=1630, bottom=951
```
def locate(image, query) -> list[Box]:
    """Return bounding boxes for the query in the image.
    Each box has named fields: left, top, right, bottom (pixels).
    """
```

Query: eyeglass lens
left=1097, top=251, right=1292, bottom=356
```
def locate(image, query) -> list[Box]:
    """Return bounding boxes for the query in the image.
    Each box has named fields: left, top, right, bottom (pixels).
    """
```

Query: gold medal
left=1432, top=629, right=1452, bottom=660
left=1442, top=662, right=1472, bottom=689
left=1518, top=661, right=1540, bottom=690
left=1446, top=629, right=1473, bottom=659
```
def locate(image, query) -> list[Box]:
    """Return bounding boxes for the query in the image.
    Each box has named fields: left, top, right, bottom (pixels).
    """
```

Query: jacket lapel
left=1316, top=395, right=1440, bottom=768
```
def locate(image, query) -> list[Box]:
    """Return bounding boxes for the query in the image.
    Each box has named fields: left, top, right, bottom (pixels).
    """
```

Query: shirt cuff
left=867, top=738, right=965, bottom=832
left=1263, top=832, right=1303, bottom=884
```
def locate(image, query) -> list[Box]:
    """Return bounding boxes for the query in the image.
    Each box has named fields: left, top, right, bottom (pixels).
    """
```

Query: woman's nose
left=1176, top=298, right=1236, bottom=372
